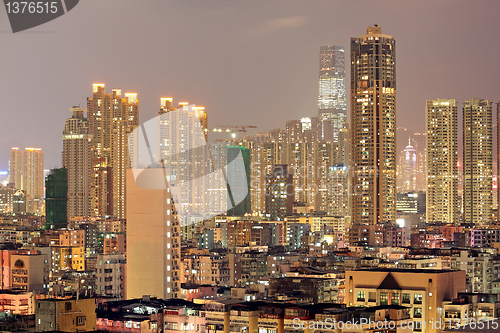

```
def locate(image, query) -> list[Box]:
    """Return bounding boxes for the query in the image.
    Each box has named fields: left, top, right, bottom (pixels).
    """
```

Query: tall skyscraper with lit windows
left=87, top=84, right=139, bottom=218
left=111, top=92, right=139, bottom=219
left=350, top=25, right=396, bottom=234
left=397, top=138, right=417, bottom=193
left=22, top=148, right=44, bottom=199
left=9, top=147, right=22, bottom=189
left=158, top=98, right=209, bottom=221
left=318, top=45, right=347, bottom=142
left=426, top=99, right=458, bottom=224
left=63, top=107, right=92, bottom=219
left=463, top=99, right=492, bottom=225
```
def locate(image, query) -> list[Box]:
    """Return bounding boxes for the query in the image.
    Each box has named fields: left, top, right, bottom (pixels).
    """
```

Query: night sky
left=1, top=0, right=500, bottom=170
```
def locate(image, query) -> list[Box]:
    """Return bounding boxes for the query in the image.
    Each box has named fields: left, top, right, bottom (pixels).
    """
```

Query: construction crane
left=211, top=125, right=257, bottom=142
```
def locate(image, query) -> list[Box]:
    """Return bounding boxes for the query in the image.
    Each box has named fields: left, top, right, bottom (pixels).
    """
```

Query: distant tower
left=22, top=148, right=44, bottom=199
left=350, top=25, right=396, bottom=229
left=9, top=148, right=22, bottom=189
left=400, top=138, right=417, bottom=192
left=426, top=99, right=458, bottom=224
left=318, top=45, right=347, bottom=142
left=463, top=99, right=492, bottom=225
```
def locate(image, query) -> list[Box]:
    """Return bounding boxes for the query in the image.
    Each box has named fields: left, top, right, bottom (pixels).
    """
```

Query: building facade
left=265, top=165, right=294, bottom=221
left=346, top=269, right=466, bottom=333
left=318, top=45, right=347, bottom=142
left=87, top=84, right=139, bottom=219
left=63, top=107, right=92, bottom=219
left=426, top=99, right=459, bottom=224
left=9, top=148, right=22, bottom=189
left=350, top=25, right=396, bottom=231
left=463, top=99, right=492, bottom=225
left=126, top=168, right=181, bottom=299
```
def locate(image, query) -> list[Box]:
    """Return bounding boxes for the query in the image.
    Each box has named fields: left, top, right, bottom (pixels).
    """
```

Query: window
left=414, top=308, right=422, bottom=318
left=391, top=293, right=400, bottom=305
left=414, top=294, right=423, bottom=304
left=77, top=316, right=86, bottom=326
left=357, top=291, right=365, bottom=301
left=379, top=292, right=388, bottom=305
left=402, top=293, right=411, bottom=304
left=65, top=302, right=72, bottom=311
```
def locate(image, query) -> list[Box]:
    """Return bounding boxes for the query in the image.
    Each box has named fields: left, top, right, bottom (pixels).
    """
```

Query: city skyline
left=3, top=3, right=500, bottom=330
left=2, top=1, right=500, bottom=170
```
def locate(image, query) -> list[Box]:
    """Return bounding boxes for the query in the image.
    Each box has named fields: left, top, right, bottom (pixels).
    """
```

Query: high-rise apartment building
left=208, top=141, right=231, bottom=215
left=87, top=84, right=139, bottom=218
left=158, top=99, right=209, bottom=222
left=111, top=92, right=139, bottom=219
left=226, top=146, right=251, bottom=216
left=463, top=99, right=492, bottom=225
left=22, top=148, right=44, bottom=199
left=63, top=107, right=92, bottom=219
left=327, top=164, right=350, bottom=217
left=126, top=168, right=180, bottom=299
left=318, top=45, right=347, bottom=142
left=9, top=148, right=22, bottom=189
left=265, top=164, right=294, bottom=221
left=253, top=139, right=285, bottom=213
left=350, top=25, right=396, bottom=230
left=45, top=168, right=68, bottom=229
left=426, top=99, right=459, bottom=224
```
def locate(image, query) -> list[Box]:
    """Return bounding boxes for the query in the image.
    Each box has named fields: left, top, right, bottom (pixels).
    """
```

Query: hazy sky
left=1, top=0, right=500, bottom=170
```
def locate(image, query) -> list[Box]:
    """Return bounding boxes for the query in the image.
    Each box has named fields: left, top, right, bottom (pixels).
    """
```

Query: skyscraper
left=226, top=145, right=251, bottom=216
left=327, top=164, right=350, bottom=217
left=45, top=168, right=68, bottom=229
left=63, top=107, right=92, bottom=219
left=463, top=99, right=492, bottom=225
left=318, top=45, right=347, bottom=142
left=265, top=164, right=294, bottom=221
left=87, top=84, right=139, bottom=218
left=22, top=148, right=44, bottom=199
left=111, top=92, right=139, bottom=219
left=158, top=99, right=209, bottom=222
left=208, top=141, right=230, bottom=214
left=350, top=25, right=396, bottom=231
left=397, top=138, right=417, bottom=193
left=9, top=148, right=22, bottom=189
left=126, top=168, right=180, bottom=299
left=426, top=99, right=458, bottom=224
